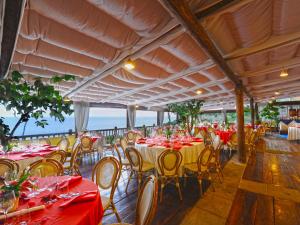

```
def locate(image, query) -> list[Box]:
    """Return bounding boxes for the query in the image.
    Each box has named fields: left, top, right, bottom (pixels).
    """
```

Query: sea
left=3, top=116, right=158, bottom=136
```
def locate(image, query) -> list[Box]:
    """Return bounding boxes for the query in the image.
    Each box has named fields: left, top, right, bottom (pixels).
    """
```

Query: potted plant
left=167, top=99, right=204, bottom=135
left=260, top=100, right=280, bottom=131
left=0, top=71, right=74, bottom=151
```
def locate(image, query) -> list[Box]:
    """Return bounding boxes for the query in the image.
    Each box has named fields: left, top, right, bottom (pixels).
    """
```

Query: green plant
left=168, top=99, right=204, bottom=135
left=0, top=71, right=74, bottom=145
left=260, top=101, right=280, bottom=125
left=1, top=172, right=29, bottom=197
left=106, top=135, right=115, bottom=145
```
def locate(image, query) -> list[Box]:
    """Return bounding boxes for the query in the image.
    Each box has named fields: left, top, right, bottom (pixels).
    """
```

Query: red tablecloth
left=215, top=130, right=235, bottom=144
left=0, top=145, right=58, bottom=161
left=10, top=176, right=103, bottom=225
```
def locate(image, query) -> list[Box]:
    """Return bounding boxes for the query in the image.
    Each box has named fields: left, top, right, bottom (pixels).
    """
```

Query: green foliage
left=167, top=99, right=204, bottom=135
left=260, top=101, right=280, bottom=124
left=0, top=71, right=75, bottom=139
left=1, top=172, right=30, bottom=197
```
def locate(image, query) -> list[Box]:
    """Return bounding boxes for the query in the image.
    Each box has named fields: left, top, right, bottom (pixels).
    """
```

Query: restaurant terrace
left=0, top=0, right=300, bottom=225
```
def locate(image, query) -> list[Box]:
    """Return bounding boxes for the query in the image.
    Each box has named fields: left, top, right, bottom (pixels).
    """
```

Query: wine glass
left=4, top=171, right=17, bottom=186
left=0, top=190, right=16, bottom=223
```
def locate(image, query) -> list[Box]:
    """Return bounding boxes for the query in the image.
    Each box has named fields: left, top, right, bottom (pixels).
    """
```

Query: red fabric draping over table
left=136, top=137, right=202, bottom=151
left=0, top=145, right=58, bottom=161
left=11, top=176, right=103, bottom=225
left=215, top=130, right=235, bottom=144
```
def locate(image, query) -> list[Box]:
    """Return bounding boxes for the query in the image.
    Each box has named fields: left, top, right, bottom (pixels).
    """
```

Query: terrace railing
left=13, top=124, right=157, bottom=141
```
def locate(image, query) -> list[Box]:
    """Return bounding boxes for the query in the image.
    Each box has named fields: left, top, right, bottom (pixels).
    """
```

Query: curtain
left=127, top=105, right=136, bottom=129
left=157, top=111, right=164, bottom=126
left=74, top=101, right=90, bottom=132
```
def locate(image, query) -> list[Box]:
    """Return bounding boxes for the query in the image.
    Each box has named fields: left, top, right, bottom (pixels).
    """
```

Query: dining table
left=287, top=126, right=300, bottom=140
left=135, top=136, right=205, bottom=176
left=5, top=176, right=103, bottom=225
left=0, top=144, right=58, bottom=174
left=214, top=130, right=235, bottom=144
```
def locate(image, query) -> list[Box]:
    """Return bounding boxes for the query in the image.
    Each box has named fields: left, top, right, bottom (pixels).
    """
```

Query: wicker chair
left=92, top=157, right=121, bottom=222
left=227, top=132, right=238, bottom=153
left=80, top=136, right=94, bottom=162
left=113, top=144, right=130, bottom=171
left=64, top=145, right=82, bottom=175
left=38, top=138, right=51, bottom=145
left=0, top=159, right=19, bottom=177
left=57, top=136, right=70, bottom=152
left=157, top=149, right=183, bottom=202
left=184, top=146, right=214, bottom=195
left=109, top=175, right=158, bottom=225
left=125, top=147, right=155, bottom=194
left=45, top=150, right=67, bottom=164
left=27, top=159, right=63, bottom=177
left=209, top=136, right=224, bottom=182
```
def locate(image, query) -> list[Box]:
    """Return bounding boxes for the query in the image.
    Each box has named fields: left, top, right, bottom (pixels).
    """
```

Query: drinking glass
left=4, top=171, right=17, bottom=186
left=0, top=190, right=16, bottom=223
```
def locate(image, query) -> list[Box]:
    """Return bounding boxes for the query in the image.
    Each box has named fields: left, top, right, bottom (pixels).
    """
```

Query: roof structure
left=2, top=0, right=299, bottom=110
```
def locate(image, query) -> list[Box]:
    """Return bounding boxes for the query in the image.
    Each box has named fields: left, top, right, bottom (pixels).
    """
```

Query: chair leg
left=209, top=175, right=215, bottom=192
left=125, top=171, right=133, bottom=194
left=160, top=178, right=165, bottom=203
left=198, top=178, right=203, bottom=196
left=111, top=202, right=121, bottom=222
left=137, top=173, right=143, bottom=194
left=176, top=178, right=183, bottom=201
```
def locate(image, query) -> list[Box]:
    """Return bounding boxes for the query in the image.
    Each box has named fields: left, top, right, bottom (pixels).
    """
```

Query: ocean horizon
left=3, top=116, right=159, bottom=136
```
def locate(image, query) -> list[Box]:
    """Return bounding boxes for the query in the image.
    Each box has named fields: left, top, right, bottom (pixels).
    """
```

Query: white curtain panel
left=157, top=111, right=164, bottom=126
left=127, top=105, right=136, bottom=129
left=74, top=101, right=90, bottom=132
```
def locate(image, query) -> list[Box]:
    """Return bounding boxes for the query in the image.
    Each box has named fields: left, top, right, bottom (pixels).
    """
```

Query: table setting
left=135, top=136, right=205, bottom=175
left=0, top=174, right=103, bottom=225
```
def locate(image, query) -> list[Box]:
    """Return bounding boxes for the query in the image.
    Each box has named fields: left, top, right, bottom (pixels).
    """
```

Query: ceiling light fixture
left=124, top=59, right=135, bottom=70
left=196, top=90, right=202, bottom=95
left=135, top=105, right=139, bottom=108
left=63, top=96, right=71, bottom=102
left=280, top=69, right=288, bottom=77
left=275, top=91, right=280, bottom=95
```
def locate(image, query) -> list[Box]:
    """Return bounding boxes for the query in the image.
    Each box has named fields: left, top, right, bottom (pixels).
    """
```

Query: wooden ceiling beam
left=225, top=31, right=300, bottom=61
left=0, top=0, right=26, bottom=78
left=242, top=57, right=300, bottom=78
left=248, top=77, right=300, bottom=88
left=161, top=0, right=251, bottom=99
left=195, top=0, right=239, bottom=19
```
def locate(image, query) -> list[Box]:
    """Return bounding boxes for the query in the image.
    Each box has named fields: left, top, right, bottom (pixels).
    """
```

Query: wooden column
left=250, top=98, right=255, bottom=127
left=126, top=109, right=130, bottom=129
left=235, top=87, right=246, bottom=163
left=255, top=103, right=260, bottom=122
left=223, top=110, right=227, bottom=123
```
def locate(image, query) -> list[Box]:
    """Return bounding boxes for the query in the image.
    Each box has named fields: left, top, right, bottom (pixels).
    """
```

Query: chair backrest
left=39, top=138, right=51, bottom=145
left=229, top=132, right=238, bottom=144
left=28, top=159, right=63, bottom=177
left=197, top=146, right=213, bottom=172
left=57, top=136, right=70, bottom=152
left=45, top=150, right=67, bottom=164
left=136, top=175, right=158, bottom=225
left=125, top=147, right=143, bottom=172
left=0, top=159, right=19, bottom=177
left=212, top=135, right=222, bottom=151
left=155, top=127, right=163, bottom=136
left=70, top=145, right=82, bottom=169
left=80, top=136, right=93, bottom=152
left=120, top=137, right=128, bottom=153
left=92, top=157, right=120, bottom=200
left=158, top=150, right=182, bottom=176
left=113, top=144, right=124, bottom=165
left=126, top=131, right=137, bottom=143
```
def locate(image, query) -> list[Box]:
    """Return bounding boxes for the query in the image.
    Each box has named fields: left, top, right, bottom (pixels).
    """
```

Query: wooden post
left=126, top=109, right=130, bottom=129
left=222, top=109, right=227, bottom=124
left=255, top=103, right=260, bottom=122
left=250, top=98, right=255, bottom=127
left=235, top=87, right=246, bottom=163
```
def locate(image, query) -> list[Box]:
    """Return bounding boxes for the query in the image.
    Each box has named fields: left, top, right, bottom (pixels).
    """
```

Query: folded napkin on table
left=147, top=144, right=156, bottom=147
left=136, top=140, right=146, bottom=144
left=21, top=153, right=42, bottom=157
left=59, top=191, right=98, bottom=207
left=192, top=138, right=203, bottom=142
left=182, top=142, right=193, bottom=146
left=172, top=145, right=182, bottom=151
left=57, top=176, right=82, bottom=190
